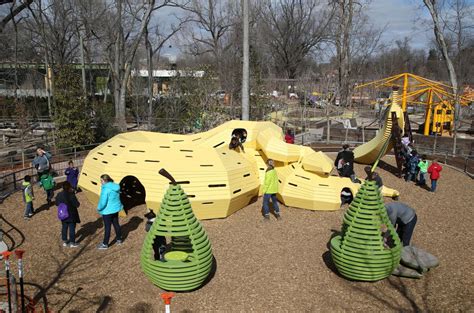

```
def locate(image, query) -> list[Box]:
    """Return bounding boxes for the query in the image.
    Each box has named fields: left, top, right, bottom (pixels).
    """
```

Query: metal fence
left=0, top=143, right=100, bottom=172
left=0, top=144, right=99, bottom=201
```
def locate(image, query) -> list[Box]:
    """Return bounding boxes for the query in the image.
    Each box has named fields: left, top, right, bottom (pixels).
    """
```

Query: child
left=144, top=209, right=167, bottom=260
left=381, top=224, right=395, bottom=249
left=406, top=150, right=419, bottom=182
left=22, top=175, right=35, bottom=219
left=417, top=155, right=429, bottom=186
left=284, top=129, right=295, bottom=144
left=263, top=159, right=281, bottom=220
left=40, top=173, right=55, bottom=204
left=427, top=159, right=442, bottom=192
left=65, top=161, right=79, bottom=191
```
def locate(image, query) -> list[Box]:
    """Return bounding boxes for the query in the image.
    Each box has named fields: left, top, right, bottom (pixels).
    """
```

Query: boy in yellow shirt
left=263, top=159, right=281, bottom=220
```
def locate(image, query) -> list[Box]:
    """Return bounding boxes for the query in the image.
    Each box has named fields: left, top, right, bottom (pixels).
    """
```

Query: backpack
left=41, top=175, right=55, bottom=190
left=57, top=203, right=69, bottom=221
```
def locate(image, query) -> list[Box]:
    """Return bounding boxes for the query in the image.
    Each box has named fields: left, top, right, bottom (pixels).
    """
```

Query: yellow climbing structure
left=79, top=120, right=399, bottom=220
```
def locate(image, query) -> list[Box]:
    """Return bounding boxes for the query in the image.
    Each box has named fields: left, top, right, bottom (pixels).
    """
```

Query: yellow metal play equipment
left=354, top=91, right=405, bottom=165
left=78, top=121, right=399, bottom=220
left=356, top=73, right=471, bottom=136
left=354, top=88, right=406, bottom=165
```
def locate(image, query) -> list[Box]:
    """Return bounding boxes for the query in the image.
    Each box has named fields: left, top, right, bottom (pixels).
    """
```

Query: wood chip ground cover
left=0, top=156, right=473, bottom=312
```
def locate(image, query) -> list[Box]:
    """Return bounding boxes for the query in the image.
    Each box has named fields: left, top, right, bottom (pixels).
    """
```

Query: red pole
left=160, top=292, right=174, bottom=313
left=1, top=251, right=12, bottom=313
left=14, top=250, right=25, bottom=313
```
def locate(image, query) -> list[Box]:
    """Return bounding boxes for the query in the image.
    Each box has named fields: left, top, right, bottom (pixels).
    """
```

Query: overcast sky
left=154, top=0, right=474, bottom=57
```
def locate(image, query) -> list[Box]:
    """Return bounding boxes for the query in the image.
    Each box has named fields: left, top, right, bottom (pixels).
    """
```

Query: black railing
left=0, top=146, right=95, bottom=202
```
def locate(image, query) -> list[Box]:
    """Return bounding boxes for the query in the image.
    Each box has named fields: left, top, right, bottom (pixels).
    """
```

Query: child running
left=22, top=175, right=35, bottom=219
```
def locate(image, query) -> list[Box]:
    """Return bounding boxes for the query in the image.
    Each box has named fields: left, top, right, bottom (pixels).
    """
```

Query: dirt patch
left=0, top=156, right=473, bottom=312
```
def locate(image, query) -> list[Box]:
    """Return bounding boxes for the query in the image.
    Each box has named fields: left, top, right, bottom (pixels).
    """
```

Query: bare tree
left=145, top=15, right=186, bottom=129
left=258, top=0, right=333, bottom=80
left=0, top=0, right=33, bottom=33
left=91, top=0, right=167, bottom=131
left=177, top=0, right=239, bottom=87
left=423, top=0, right=460, bottom=154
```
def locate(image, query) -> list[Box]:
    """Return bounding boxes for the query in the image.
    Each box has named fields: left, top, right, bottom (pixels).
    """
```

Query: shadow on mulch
left=34, top=202, right=54, bottom=215
left=76, top=218, right=103, bottom=243
left=378, top=160, right=402, bottom=178
left=322, top=229, right=346, bottom=279
left=120, top=216, right=143, bottom=241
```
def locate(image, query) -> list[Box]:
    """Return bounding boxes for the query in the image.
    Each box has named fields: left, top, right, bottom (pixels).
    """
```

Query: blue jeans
left=102, top=213, right=122, bottom=245
left=24, top=202, right=33, bottom=217
left=396, top=214, right=417, bottom=246
left=406, top=172, right=416, bottom=182
left=431, top=179, right=437, bottom=192
left=46, top=189, right=54, bottom=202
left=263, top=194, right=280, bottom=216
left=418, top=172, right=426, bottom=185
left=62, top=222, right=76, bottom=244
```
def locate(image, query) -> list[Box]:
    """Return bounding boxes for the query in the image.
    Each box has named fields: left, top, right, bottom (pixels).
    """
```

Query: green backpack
left=41, top=174, right=55, bottom=190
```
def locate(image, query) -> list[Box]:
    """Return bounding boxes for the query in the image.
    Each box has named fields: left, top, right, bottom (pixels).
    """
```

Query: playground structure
left=78, top=121, right=399, bottom=220
left=356, top=73, right=472, bottom=136
left=354, top=87, right=412, bottom=178
left=353, top=90, right=405, bottom=165
left=330, top=179, right=402, bottom=281
left=141, top=170, right=213, bottom=291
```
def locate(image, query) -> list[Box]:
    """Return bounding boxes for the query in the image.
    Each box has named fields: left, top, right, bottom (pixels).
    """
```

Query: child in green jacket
left=40, top=173, right=55, bottom=204
left=417, top=155, right=429, bottom=186
left=263, top=159, right=281, bottom=220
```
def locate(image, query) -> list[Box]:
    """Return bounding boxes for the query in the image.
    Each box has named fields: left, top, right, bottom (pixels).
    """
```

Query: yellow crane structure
left=356, top=73, right=471, bottom=136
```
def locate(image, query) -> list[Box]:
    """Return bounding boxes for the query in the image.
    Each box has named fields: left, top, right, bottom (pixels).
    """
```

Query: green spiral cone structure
left=140, top=183, right=213, bottom=291
left=330, top=180, right=402, bottom=281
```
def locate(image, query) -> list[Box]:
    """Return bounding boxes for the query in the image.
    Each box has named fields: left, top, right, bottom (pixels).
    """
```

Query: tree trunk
left=241, top=0, right=250, bottom=120
left=423, top=0, right=459, bottom=154
left=337, top=0, right=353, bottom=108
left=146, top=26, right=154, bottom=130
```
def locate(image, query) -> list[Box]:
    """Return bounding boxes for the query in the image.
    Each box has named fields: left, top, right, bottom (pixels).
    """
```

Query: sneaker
left=24, top=216, right=30, bottom=220
left=69, top=243, right=79, bottom=248
left=275, top=214, right=282, bottom=220
left=116, top=239, right=123, bottom=245
left=97, top=243, right=109, bottom=250
left=263, top=215, right=270, bottom=221
left=28, top=214, right=33, bottom=218
left=62, top=242, right=69, bottom=247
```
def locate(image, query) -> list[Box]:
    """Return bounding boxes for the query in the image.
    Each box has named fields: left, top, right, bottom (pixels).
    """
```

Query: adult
left=334, top=144, right=356, bottom=182
left=284, top=129, right=295, bottom=144
left=97, top=174, right=123, bottom=250
left=262, top=159, right=281, bottom=220
left=55, top=182, right=81, bottom=247
left=32, top=147, right=52, bottom=177
left=385, top=202, right=417, bottom=246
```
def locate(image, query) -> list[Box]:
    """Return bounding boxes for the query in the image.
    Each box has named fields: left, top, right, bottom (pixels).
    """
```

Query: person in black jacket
left=335, top=144, right=357, bottom=182
left=56, top=181, right=81, bottom=248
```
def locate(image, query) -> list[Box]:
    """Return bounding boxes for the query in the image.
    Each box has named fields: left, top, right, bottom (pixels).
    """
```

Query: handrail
left=0, top=143, right=101, bottom=172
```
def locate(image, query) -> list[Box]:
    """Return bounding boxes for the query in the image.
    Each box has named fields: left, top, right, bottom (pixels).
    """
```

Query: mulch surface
left=1, top=156, right=473, bottom=312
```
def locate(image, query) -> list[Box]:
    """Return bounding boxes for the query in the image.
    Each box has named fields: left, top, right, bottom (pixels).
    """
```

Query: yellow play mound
left=79, top=121, right=399, bottom=219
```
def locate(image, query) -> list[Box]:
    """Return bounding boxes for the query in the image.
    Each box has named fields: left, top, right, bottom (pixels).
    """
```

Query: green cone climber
left=330, top=180, right=402, bottom=281
left=141, top=169, right=213, bottom=291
